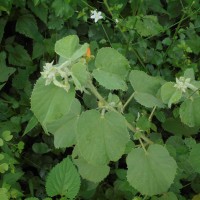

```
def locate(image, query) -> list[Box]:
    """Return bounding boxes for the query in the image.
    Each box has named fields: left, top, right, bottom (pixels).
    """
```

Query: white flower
left=41, top=61, right=57, bottom=85
left=115, top=19, right=119, bottom=23
left=174, top=77, right=191, bottom=93
left=41, top=61, right=71, bottom=92
left=90, top=10, right=103, bottom=23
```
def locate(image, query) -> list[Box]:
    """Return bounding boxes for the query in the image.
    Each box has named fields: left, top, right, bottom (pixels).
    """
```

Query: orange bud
left=86, top=47, right=91, bottom=58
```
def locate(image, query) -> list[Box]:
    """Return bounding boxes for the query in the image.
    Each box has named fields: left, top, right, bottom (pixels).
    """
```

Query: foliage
left=1, top=0, right=200, bottom=199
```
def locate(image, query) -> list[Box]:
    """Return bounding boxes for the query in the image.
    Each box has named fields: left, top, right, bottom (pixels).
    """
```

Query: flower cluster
left=174, top=76, right=198, bottom=93
left=41, top=61, right=71, bottom=92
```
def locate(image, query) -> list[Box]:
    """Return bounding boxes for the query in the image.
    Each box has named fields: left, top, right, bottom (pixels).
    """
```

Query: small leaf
left=77, top=110, right=130, bottom=165
left=0, top=52, right=15, bottom=83
left=23, top=116, right=38, bottom=136
left=46, top=157, right=80, bottom=199
left=189, top=144, right=200, bottom=173
left=2, top=131, right=13, bottom=142
left=160, top=192, right=178, bottom=200
left=0, top=139, right=4, bottom=147
left=161, top=82, right=182, bottom=108
left=93, top=47, right=130, bottom=91
left=135, top=15, right=163, bottom=37
left=127, top=144, right=177, bottom=196
left=0, top=188, right=8, bottom=200
left=71, top=62, right=89, bottom=91
left=32, top=143, right=50, bottom=154
left=180, top=97, right=200, bottom=127
left=0, top=163, right=9, bottom=173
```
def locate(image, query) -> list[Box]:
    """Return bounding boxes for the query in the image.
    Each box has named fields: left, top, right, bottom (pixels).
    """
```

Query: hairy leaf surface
left=127, top=144, right=177, bottom=196
left=93, top=47, right=130, bottom=91
left=76, top=110, right=130, bottom=165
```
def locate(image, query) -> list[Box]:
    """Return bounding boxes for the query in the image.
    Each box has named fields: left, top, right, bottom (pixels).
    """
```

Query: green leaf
left=0, top=18, right=7, bottom=43
left=127, top=144, right=177, bottom=196
left=52, top=0, right=74, bottom=18
left=71, top=62, right=89, bottom=91
left=55, top=35, right=88, bottom=60
left=0, top=52, right=15, bottom=84
left=32, top=142, right=50, bottom=154
left=135, top=15, right=163, bottom=37
left=160, top=192, right=178, bottom=200
left=46, top=157, right=80, bottom=199
left=134, top=92, right=165, bottom=108
left=180, top=97, right=200, bottom=127
left=129, top=70, right=164, bottom=95
left=2, top=130, right=13, bottom=141
left=93, top=47, right=130, bottom=91
left=0, top=188, right=8, bottom=200
left=16, top=13, right=43, bottom=42
left=0, top=0, right=12, bottom=14
left=161, top=82, right=182, bottom=108
left=0, top=139, right=4, bottom=147
left=76, top=110, right=130, bottom=165
left=6, top=44, right=32, bottom=67
left=25, top=198, right=39, bottom=200
left=162, top=118, right=199, bottom=136
left=189, top=144, right=200, bottom=173
left=74, top=157, right=110, bottom=183
left=28, top=1, right=48, bottom=24
left=23, top=116, right=38, bottom=136
left=31, top=77, right=75, bottom=132
left=47, top=99, right=81, bottom=148
left=0, top=163, right=9, bottom=173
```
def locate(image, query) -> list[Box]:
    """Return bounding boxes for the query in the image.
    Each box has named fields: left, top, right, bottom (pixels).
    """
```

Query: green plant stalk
left=148, top=106, right=156, bottom=121
left=122, top=92, right=135, bottom=112
left=87, top=81, right=153, bottom=145
left=139, top=138, right=147, bottom=154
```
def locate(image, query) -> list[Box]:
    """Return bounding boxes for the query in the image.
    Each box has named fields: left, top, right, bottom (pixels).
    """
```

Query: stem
left=139, top=138, right=147, bottom=154
left=87, top=81, right=106, bottom=103
left=101, top=24, right=113, bottom=47
left=122, top=92, right=135, bottom=112
left=148, top=106, right=156, bottom=121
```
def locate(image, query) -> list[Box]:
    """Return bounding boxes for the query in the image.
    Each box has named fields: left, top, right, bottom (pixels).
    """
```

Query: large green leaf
left=127, top=144, right=177, bottom=196
left=16, top=13, right=43, bottom=42
left=161, top=82, right=182, bottom=108
left=76, top=110, right=130, bottom=165
left=135, top=15, right=163, bottom=37
left=74, top=157, right=110, bottom=183
left=180, top=97, right=200, bottom=127
left=46, top=157, right=80, bottom=199
left=129, top=70, right=164, bottom=95
left=55, top=35, right=88, bottom=60
left=189, top=144, right=200, bottom=173
left=0, top=188, right=8, bottom=200
left=162, top=118, right=199, bottom=136
left=31, top=77, right=75, bottom=132
left=47, top=99, right=81, bottom=148
left=93, top=47, right=130, bottom=91
left=134, top=92, right=165, bottom=108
